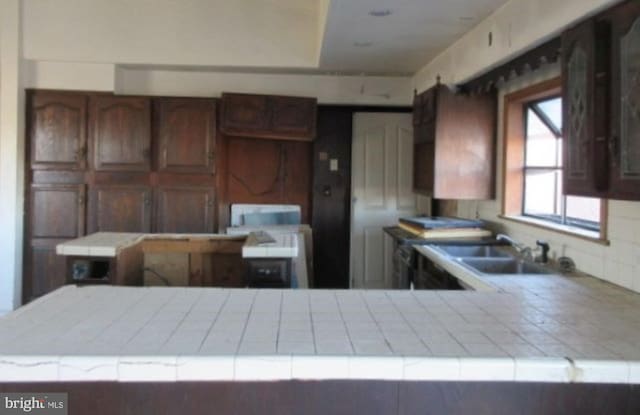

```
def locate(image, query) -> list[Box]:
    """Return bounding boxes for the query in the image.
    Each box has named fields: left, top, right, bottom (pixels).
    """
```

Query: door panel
left=91, top=96, right=151, bottom=171
left=156, top=98, right=216, bottom=174
left=30, top=184, right=85, bottom=239
left=27, top=239, right=69, bottom=301
left=350, top=113, right=416, bottom=289
left=221, top=93, right=269, bottom=134
left=89, top=185, right=152, bottom=233
left=156, top=187, right=215, bottom=233
left=30, top=92, right=87, bottom=170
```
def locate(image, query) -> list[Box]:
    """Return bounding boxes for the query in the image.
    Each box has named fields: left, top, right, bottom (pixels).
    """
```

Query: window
left=502, top=77, right=607, bottom=241
left=522, top=96, right=601, bottom=232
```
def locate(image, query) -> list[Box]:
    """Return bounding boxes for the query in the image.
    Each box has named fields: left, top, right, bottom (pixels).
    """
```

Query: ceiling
left=318, top=0, right=511, bottom=75
left=22, top=0, right=513, bottom=76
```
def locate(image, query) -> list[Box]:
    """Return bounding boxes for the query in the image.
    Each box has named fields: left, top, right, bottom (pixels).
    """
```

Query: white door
left=350, top=113, right=416, bottom=289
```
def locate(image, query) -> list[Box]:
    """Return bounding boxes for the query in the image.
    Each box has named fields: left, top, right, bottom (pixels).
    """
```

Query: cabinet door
left=88, top=185, right=152, bottom=233
left=156, top=98, right=216, bottom=174
left=90, top=96, right=151, bottom=171
left=270, top=96, right=317, bottom=140
left=220, top=93, right=269, bottom=135
left=30, top=184, right=86, bottom=239
left=27, top=240, right=69, bottom=301
left=610, top=4, right=640, bottom=199
left=562, top=20, right=597, bottom=196
left=156, top=187, right=215, bottom=233
left=227, top=137, right=285, bottom=202
left=30, top=92, right=87, bottom=170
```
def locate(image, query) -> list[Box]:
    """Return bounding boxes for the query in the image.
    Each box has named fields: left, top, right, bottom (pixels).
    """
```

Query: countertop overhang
left=1, top=284, right=639, bottom=384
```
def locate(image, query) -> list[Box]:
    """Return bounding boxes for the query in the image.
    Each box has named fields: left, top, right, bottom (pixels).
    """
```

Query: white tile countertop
left=1, top=279, right=640, bottom=383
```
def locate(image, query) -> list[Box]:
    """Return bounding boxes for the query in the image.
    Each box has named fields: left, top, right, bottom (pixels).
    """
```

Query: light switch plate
left=330, top=159, right=339, bottom=171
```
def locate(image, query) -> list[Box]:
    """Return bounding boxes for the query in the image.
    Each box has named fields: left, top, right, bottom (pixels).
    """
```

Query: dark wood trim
left=0, top=380, right=638, bottom=414
left=502, top=77, right=562, bottom=216
left=460, top=37, right=562, bottom=94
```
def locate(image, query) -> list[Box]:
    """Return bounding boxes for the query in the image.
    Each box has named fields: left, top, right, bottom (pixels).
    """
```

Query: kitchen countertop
left=1, top=278, right=639, bottom=383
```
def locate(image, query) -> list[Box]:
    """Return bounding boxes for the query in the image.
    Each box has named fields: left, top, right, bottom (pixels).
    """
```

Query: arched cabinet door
left=89, top=95, right=151, bottom=172
left=30, top=92, right=87, bottom=170
left=610, top=3, right=640, bottom=200
left=155, top=98, right=216, bottom=174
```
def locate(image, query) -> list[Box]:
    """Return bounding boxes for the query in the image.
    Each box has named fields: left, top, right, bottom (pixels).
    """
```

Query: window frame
left=501, top=77, right=609, bottom=244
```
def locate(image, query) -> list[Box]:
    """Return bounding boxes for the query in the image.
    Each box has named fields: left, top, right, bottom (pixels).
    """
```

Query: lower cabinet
left=415, top=255, right=464, bottom=290
left=155, top=186, right=215, bottom=233
left=27, top=240, right=69, bottom=301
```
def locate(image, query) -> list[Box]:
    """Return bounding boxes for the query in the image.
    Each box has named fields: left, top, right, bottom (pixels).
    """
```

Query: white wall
left=412, top=0, right=623, bottom=91
left=114, top=67, right=412, bottom=106
left=455, top=65, right=640, bottom=294
left=0, top=0, right=25, bottom=315
left=22, top=0, right=318, bottom=69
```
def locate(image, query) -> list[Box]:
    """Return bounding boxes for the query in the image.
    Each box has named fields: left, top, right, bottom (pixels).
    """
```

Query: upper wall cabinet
left=609, top=2, right=640, bottom=199
left=220, top=93, right=317, bottom=141
left=562, top=19, right=610, bottom=197
left=413, top=84, right=496, bottom=200
left=90, top=96, right=151, bottom=172
left=561, top=0, right=640, bottom=200
left=155, top=98, right=216, bottom=174
left=30, top=92, right=87, bottom=170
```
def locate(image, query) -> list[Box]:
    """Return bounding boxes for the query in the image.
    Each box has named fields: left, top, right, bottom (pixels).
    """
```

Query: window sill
left=498, top=214, right=610, bottom=245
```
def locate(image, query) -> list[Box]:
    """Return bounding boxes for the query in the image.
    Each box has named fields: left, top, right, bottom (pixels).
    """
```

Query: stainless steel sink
left=460, top=258, right=552, bottom=275
left=434, top=245, right=511, bottom=258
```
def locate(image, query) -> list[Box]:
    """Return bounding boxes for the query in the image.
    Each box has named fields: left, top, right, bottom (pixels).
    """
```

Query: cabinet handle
left=144, top=198, right=151, bottom=206
left=142, top=148, right=151, bottom=159
left=207, top=200, right=214, bottom=207
left=208, top=151, right=215, bottom=160
left=78, top=196, right=84, bottom=205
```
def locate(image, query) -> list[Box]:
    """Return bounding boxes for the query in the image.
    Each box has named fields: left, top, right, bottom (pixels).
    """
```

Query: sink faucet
left=496, top=234, right=533, bottom=261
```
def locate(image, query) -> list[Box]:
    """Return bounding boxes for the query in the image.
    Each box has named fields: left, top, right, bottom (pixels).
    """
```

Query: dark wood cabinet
left=156, top=186, right=215, bottom=233
left=609, top=2, right=640, bottom=199
left=562, top=19, right=609, bottom=196
left=271, top=96, right=317, bottom=138
left=226, top=137, right=311, bottom=222
left=30, top=184, right=86, bottom=239
left=561, top=0, right=640, bottom=200
left=88, top=185, right=152, bottom=233
left=29, top=92, right=87, bottom=170
left=26, top=183, right=86, bottom=301
left=155, top=98, right=216, bottom=174
left=412, top=84, right=496, bottom=199
left=90, top=96, right=151, bottom=171
left=220, top=93, right=317, bottom=141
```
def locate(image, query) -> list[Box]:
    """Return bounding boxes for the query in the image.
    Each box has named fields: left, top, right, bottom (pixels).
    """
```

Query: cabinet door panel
left=91, top=96, right=151, bottom=171
left=156, top=187, right=215, bottom=233
left=30, top=93, right=87, bottom=170
left=89, top=185, right=152, bottom=233
left=30, top=184, right=85, bottom=239
left=270, top=96, right=317, bottom=139
left=28, top=240, right=68, bottom=300
left=221, top=93, right=269, bottom=134
left=156, top=98, right=216, bottom=174
left=562, top=20, right=597, bottom=196
left=610, top=3, right=640, bottom=199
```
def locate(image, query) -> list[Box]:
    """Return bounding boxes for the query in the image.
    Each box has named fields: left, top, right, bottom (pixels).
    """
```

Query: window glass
left=525, top=109, right=559, bottom=167
left=534, top=97, right=562, bottom=132
left=522, top=96, right=600, bottom=232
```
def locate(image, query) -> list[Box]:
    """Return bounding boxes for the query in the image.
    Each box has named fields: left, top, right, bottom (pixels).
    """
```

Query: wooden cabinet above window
left=220, top=93, right=317, bottom=141
left=413, top=84, right=496, bottom=200
left=561, top=0, right=640, bottom=200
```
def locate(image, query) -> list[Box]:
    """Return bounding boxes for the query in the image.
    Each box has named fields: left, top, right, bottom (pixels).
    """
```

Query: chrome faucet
left=496, top=234, right=533, bottom=261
